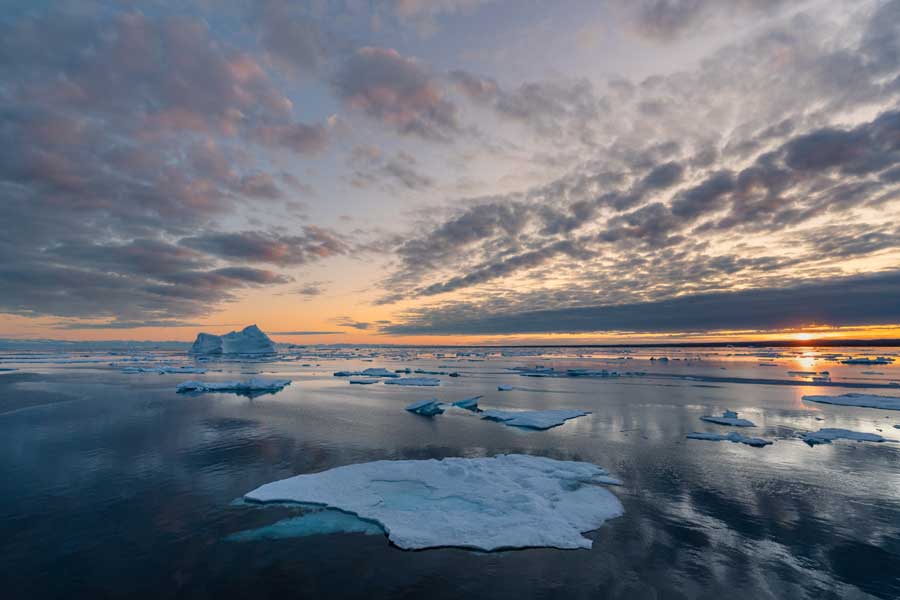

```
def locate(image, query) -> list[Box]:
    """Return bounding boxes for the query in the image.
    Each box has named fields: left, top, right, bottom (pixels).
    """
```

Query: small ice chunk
left=405, top=398, right=445, bottom=416
left=497, top=384, right=514, bottom=391
left=841, top=357, right=893, bottom=365
left=800, top=428, right=894, bottom=445
left=384, top=377, right=440, bottom=387
left=480, top=409, right=590, bottom=430
left=176, top=377, right=291, bottom=394
left=803, top=393, right=900, bottom=411
left=349, top=378, right=379, bottom=384
left=699, top=410, right=756, bottom=427
left=686, top=431, right=773, bottom=447
left=243, top=454, right=623, bottom=550
left=452, top=395, right=482, bottom=411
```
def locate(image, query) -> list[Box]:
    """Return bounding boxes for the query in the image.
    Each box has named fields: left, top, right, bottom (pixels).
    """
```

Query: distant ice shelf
left=176, top=378, right=291, bottom=394
left=699, top=410, right=756, bottom=427
left=480, top=409, right=590, bottom=430
left=802, top=393, right=900, bottom=411
left=243, top=454, right=623, bottom=551
left=687, top=431, right=772, bottom=447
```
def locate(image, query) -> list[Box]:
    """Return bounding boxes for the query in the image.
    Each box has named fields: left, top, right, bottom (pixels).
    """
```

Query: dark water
left=1, top=347, right=899, bottom=599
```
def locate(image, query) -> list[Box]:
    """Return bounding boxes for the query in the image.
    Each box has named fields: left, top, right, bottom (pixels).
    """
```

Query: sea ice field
left=1, top=342, right=900, bottom=598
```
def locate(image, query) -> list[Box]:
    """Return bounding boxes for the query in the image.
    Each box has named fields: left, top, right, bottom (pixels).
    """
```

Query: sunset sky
left=1, top=0, right=899, bottom=344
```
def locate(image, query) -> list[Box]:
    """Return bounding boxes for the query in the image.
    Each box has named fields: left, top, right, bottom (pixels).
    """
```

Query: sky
left=1, top=0, right=899, bottom=345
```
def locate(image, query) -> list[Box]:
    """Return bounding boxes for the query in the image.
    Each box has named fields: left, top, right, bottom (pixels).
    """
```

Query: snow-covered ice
left=176, top=378, right=291, bottom=394
left=802, top=393, right=900, bottom=411
left=800, top=428, right=894, bottom=445
left=243, top=454, right=623, bottom=550
left=686, top=431, right=772, bottom=447
left=383, top=377, right=441, bottom=387
left=699, top=410, right=756, bottom=427
left=480, top=409, right=590, bottom=430
left=452, top=396, right=482, bottom=411
left=189, top=325, right=275, bottom=356
left=405, top=399, right=445, bottom=416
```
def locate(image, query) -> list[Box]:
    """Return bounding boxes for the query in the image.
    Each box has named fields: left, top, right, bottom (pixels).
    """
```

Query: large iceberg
left=480, top=409, right=590, bottom=430
left=176, top=377, right=291, bottom=394
left=800, top=428, right=894, bottom=445
left=243, top=454, right=623, bottom=550
left=803, top=393, right=900, bottom=411
left=699, top=410, right=756, bottom=427
left=189, top=325, right=275, bottom=356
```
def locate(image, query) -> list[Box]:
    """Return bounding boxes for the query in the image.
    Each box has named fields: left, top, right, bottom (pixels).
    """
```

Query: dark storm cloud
left=180, top=228, right=350, bottom=266
left=385, top=270, right=900, bottom=335
left=333, top=47, right=461, bottom=142
left=0, top=7, right=345, bottom=322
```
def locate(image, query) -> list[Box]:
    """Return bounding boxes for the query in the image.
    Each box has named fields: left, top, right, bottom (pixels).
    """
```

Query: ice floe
left=334, top=368, right=399, bottom=378
left=841, top=357, right=894, bottom=365
left=349, top=378, right=379, bottom=385
left=802, top=393, right=900, bottom=411
left=699, top=410, right=756, bottom=427
left=405, top=399, right=445, bottom=416
left=383, top=377, right=440, bottom=387
left=686, top=431, right=772, bottom=447
left=497, top=384, right=514, bottom=391
left=228, top=510, right=384, bottom=542
left=122, top=365, right=206, bottom=374
left=243, top=454, right=623, bottom=550
left=480, top=409, right=590, bottom=430
left=452, top=395, right=482, bottom=411
left=176, top=377, right=291, bottom=394
left=189, top=325, right=275, bottom=356
left=799, top=428, right=894, bottom=446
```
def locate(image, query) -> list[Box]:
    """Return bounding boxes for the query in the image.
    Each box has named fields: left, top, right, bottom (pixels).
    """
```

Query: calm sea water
left=1, top=346, right=899, bottom=599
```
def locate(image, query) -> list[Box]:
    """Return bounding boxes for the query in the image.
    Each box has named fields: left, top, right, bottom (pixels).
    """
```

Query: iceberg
left=699, top=410, right=756, bottom=427
left=243, top=454, right=623, bottom=550
left=405, top=398, right=445, bottom=416
left=800, top=428, right=894, bottom=446
left=452, top=395, right=482, bottom=411
left=383, top=377, right=440, bottom=387
left=686, top=432, right=772, bottom=447
left=176, top=377, right=291, bottom=394
left=480, top=409, right=590, bottom=430
left=189, top=325, right=275, bottom=356
left=802, top=393, right=900, bottom=411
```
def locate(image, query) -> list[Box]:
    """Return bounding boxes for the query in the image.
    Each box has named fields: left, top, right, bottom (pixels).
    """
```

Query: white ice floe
left=383, top=377, right=441, bottom=387
left=699, top=410, right=756, bottom=427
left=334, top=368, right=399, bottom=378
left=405, top=399, right=445, bottom=416
left=189, top=325, right=275, bottom=356
left=497, top=384, right=514, bottom=391
left=122, top=365, right=207, bottom=374
left=841, top=357, right=894, bottom=365
left=176, top=377, right=291, bottom=394
left=452, top=395, right=482, bottom=411
left=480, top=409, right=590, bottom=430
left=243, top=454, right=623, bottom=550
left=349, top=378, right=380, bottom=385
left=802, top=393, right=900, bottom=411
left=686, top=431, right=773, bottom=447
left=799, top=428, right=895, bottom=445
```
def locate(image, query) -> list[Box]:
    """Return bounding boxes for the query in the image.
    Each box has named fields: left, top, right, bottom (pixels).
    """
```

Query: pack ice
left=802, top=393, right=900, bottom=411
left=243, top=454, right=623, bottom=551
left=699, top=410, right=756, bottom=427
left=189, top=325, right=275, bottom=356
left=176, top=377, right=291, bottom=394
left=383, top=377, right=440, bottom=387
left=800, top=428, right=895, bottom=446
left=687, top=431, right=772, bottom=447
left=480, top=409, right=590, bottom=430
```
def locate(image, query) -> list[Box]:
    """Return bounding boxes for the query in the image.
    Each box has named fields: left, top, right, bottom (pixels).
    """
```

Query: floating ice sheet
left=687, top=431, right=772, bottom=447
left=802, top=393, right=900, bottom=411
left=383, top=377, right=441, bottom=387
left=176, top=378, right=291, bottom=394
left=480, top=409, right=590, bottom=430
left=800, top=428, right=895, bottom=445
left=243, top=454, right=623, bottom=550
left=699, top=410, right=756, bottom=427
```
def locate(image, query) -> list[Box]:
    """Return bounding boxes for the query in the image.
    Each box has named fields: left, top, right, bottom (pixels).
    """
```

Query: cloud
left=348, top=145, right=435, bottom=190
left=335, top=317, right=372, bottom=330
left=180, top=228, right=350, bottom=266
left=333, top=47, right=461, bottom=141
left=384, top=270, right=900, bottom=335
left=295, top=281, right=328, bottom=297
left=270, top=330, right=343, bottom=335
left=618, top=0, right=791, bottom=42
